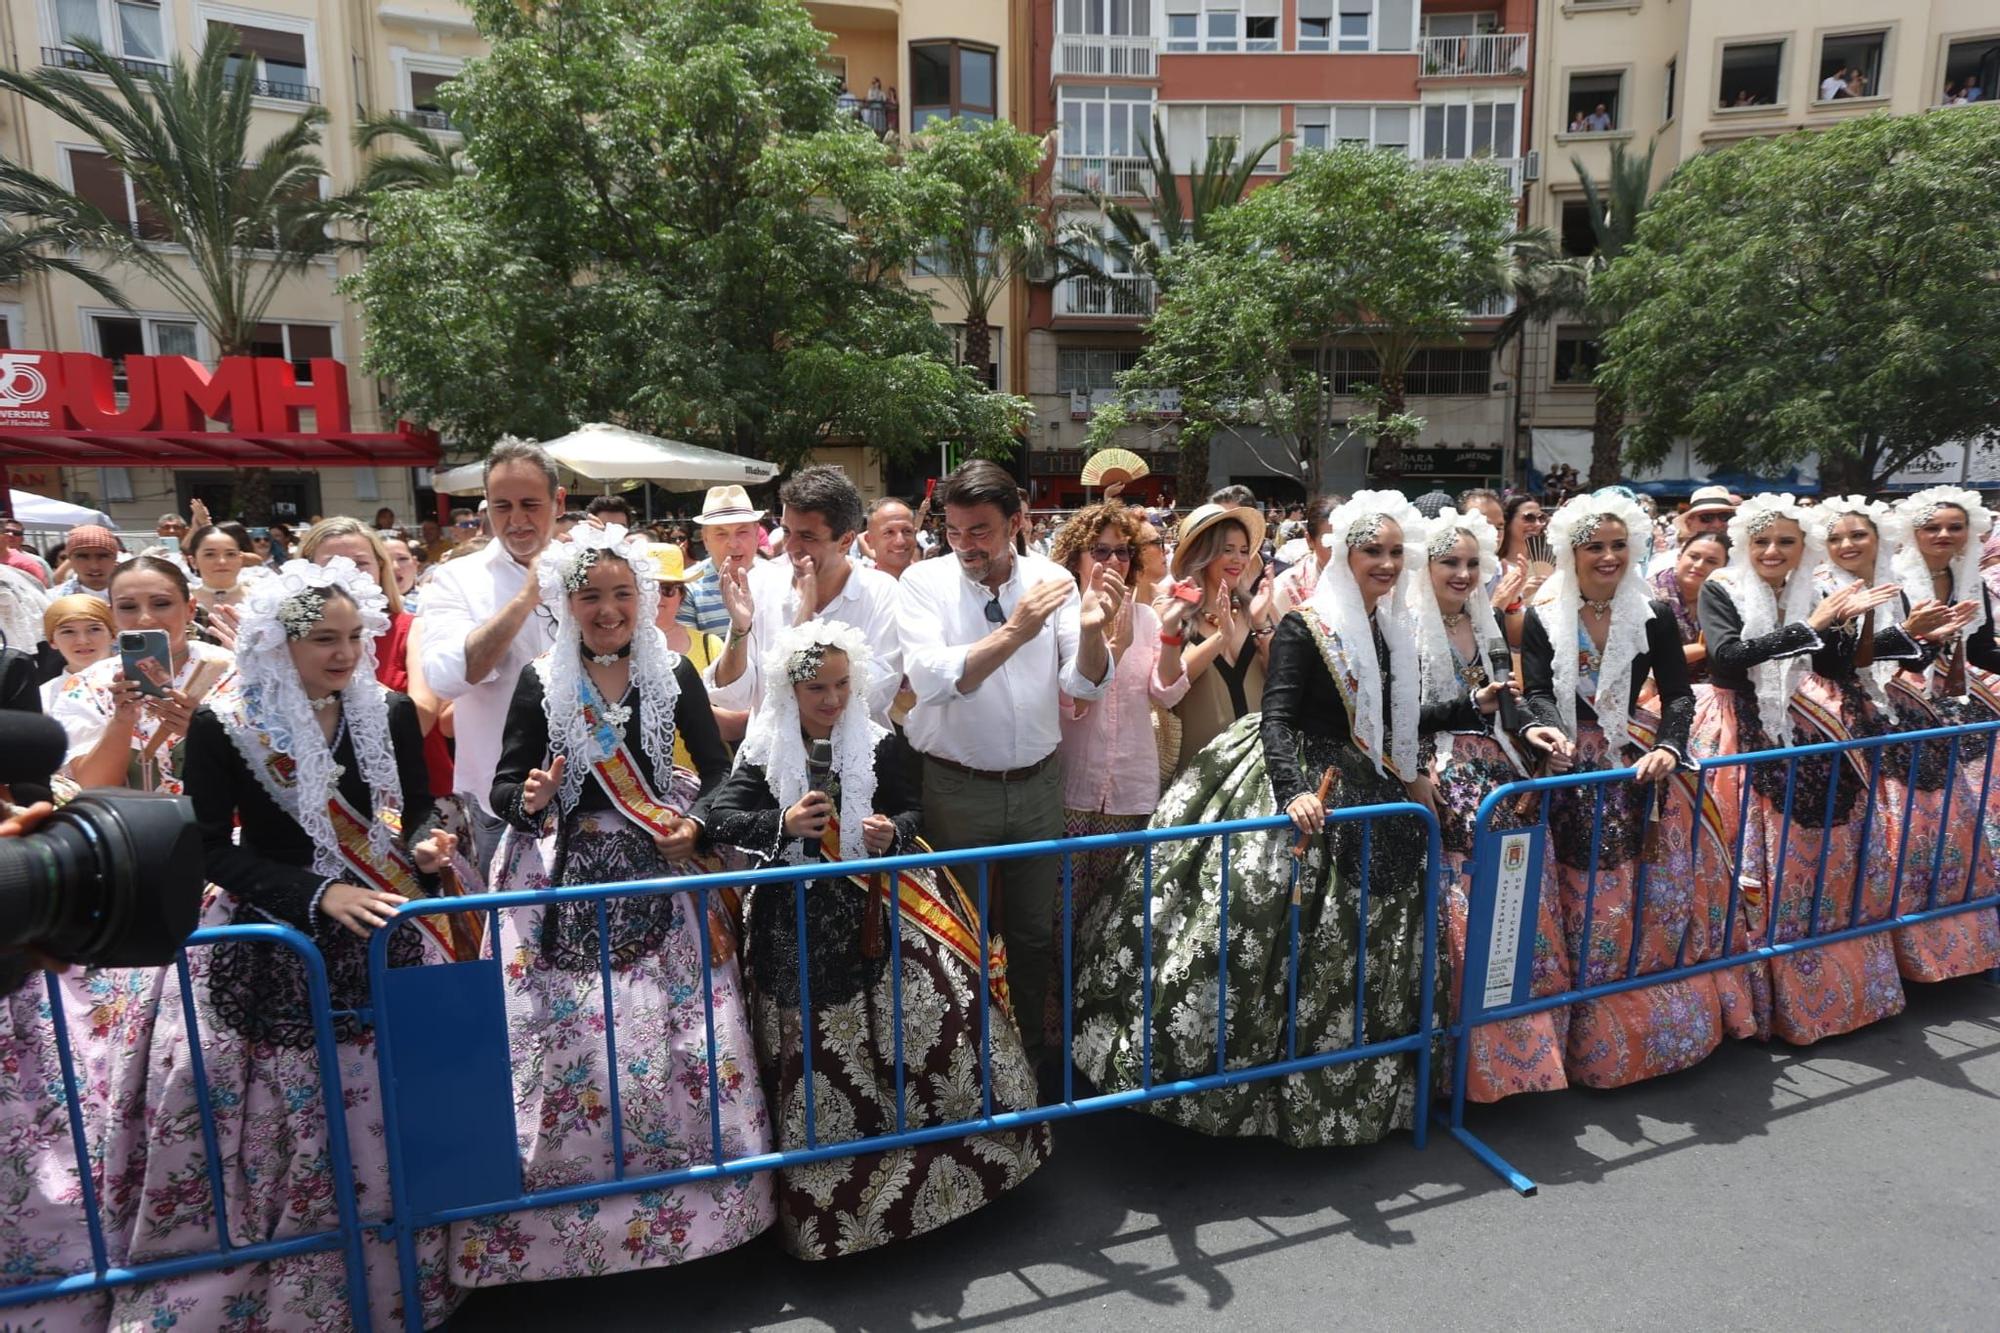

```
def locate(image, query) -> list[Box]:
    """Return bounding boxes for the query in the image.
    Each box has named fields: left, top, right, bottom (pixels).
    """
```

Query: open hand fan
left=1082, top=447, right=1149, bottom=488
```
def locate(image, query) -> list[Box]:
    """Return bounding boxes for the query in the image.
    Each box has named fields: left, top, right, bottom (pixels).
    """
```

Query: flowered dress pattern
left=1072, top=611, right=1440, bottom=1149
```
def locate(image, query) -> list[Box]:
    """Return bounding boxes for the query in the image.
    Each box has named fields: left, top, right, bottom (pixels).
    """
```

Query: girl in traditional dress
left=1518, top=493, right=1722, bottom=1088
left=463, top=524, right=772, bottom=1287
left=1075, top=492, right=1488, bottom=1147
left=693, top=620, right=1049, bottom=1258
left=1649, top=531, right=1728, bottom=686
left=38, top=593, right=115, bottom=712
left=1416, top=508, right=1565, bottom=1102
left=1878, top=487, right=2000, bottom=981
left=1689, top=495, right=1913, bottom=1046
left=113, top=557, right=466, bottom=1330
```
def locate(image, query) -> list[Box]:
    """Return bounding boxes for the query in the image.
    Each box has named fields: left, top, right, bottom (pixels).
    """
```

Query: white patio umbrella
left=9, top=489, right=113, bottom=529
left=542, top=423, right=779, bottom=493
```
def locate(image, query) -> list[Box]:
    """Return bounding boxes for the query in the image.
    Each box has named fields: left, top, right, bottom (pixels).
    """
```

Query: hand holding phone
left=119, top=630, right=174, bottom=698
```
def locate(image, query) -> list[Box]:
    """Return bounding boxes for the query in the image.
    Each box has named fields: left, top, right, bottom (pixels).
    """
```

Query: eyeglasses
left=1088, top=544, right=1135, bottom=563
left=455, top=520, right=479, bottom=530
left=983, top=596, right=1005, bottom=625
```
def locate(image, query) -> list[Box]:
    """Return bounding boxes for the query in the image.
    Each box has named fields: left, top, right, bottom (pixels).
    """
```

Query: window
left=943, top=324, right=1001, bottom=389
left=1164, top=0, right=1281, bottom=53
left=1817, top=30, right=1886, bottom=101
left=1421, top=98, right=1517, bottom=160
left=912, top=227, right=993, bottom=279
left=207, top=20, right=314, bottom=102
left=1718, top=41, right=1784, bottom=108
left=1058, top=347, right=1140, bottom=393
left=246, top=321, right=334, bottom=382
left=408, top=69, right=454, bottom=129
left=1165, top=104, right=1281, bottom=173
left=1552, top=328, right=1601, bottom=386
left=1297, top=105, right=1413, bottom=155
left=0, top=304, right=22, bottom=350
left=910, top=41, right=996, bottom=128
left=1663, top=56, right=1676, bottom=122
left=1059, top=0, right=1150, bottom=37
left=1058, top=85, right=1156, bottom=192
left=50, top=0, right=164, bottom=67
left=1559, top=199, right=1600, bottom=257
left=1298, top=0, right=1331, bottom=50
left=65, top=147, right=169, bottom=241
left=1328, top=346, right=1491, bottom=396
left=92, top=313, right=201, bottom=392
left=1338, top=0, right=1370, bottom=51
left=1942, top=36, right=1999, bottom=105
left=1563, top=71, right=1623, bottom=132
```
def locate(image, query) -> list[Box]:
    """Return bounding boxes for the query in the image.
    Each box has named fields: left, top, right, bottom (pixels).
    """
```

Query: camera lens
left=0, top=792, right=204, bottom=968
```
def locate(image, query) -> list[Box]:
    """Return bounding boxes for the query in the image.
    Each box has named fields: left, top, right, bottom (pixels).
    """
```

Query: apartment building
left=1024, top=0, right=1535, bottom=505
left=1522, top=0, right=2000, bottom=484
left=0, top=0, right=483, bottom=526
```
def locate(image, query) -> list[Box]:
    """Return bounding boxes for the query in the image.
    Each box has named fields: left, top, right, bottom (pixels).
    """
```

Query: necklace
left=1582, top=597, right=1614, bottom=617
left=307, top=693, right=340, bottom=712
left=582, top=640, right=634, bottom=667
left=1440, top=610, right=1467, bottom=629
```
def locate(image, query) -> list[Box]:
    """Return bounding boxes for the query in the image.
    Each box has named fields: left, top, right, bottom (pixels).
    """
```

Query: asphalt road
left=455, top=976, right=2000, bottom=1332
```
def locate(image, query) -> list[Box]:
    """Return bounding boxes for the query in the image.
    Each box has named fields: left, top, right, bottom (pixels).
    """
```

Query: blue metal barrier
left=0, top=923, right=371, bottom=1331
left=1447, top=719, right=2000, bottom=1196
left=369, top=801, right=1443, bottom=1330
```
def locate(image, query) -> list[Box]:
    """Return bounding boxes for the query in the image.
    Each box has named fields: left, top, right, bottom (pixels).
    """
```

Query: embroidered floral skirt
left=1690, top=679, right=1906, bottom=1047
left=1431, top=730, right=1569, bottom=1103
left=451, top=811, right=773, bottom=1287
left=0, top=966, right=161, bottom=1332
left=742, top=865, right=1049, bottom=1260
left=1549, top=720, right=1728, bottom=1088
left=1045, top=809, right=1150, bottom=1051
left=1071, top=714, right=1441, bottom=1148
left=1880, top=673, right=2000, bottom=982
left=106, top=889, right=463, bottom=1332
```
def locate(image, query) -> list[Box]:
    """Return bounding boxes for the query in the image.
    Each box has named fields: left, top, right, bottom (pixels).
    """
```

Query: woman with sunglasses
left=1495, top=494, right=1552, bottom=647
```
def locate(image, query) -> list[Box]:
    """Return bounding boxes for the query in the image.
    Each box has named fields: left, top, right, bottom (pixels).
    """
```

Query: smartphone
left=120, top=629, right=174, bottom=698
left=248, top=526, right=271, bottom=540
left=1169, top=579, right=1203, bottom=605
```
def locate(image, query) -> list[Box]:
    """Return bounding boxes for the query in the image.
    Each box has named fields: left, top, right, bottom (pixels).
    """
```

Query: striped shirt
left=676, top=558, right=733, bottom=635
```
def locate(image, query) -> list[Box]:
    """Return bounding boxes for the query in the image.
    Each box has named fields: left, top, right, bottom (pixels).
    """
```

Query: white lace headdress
left=1813, top=496, right=1901, bottom=693
left=1308, top=489, right=1427, bottom=779
left=1891, top=485, right=1992, bottom=642
left=1413, top=507, right=1526, bottom=774
left=1707, top=493, right=1823, bottom=744
left=1540, top=491, right=1655, bottom=754
left=533, top=523, right=682, bottom=814
left=735, top=619, right=886, bottom=863
left=224, top=556, right=400, bottom=877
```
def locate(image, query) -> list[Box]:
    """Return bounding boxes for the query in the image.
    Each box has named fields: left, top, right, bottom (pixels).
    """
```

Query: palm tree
left=1569, top=140, right=1661, bottom=488
left=0, top=37, right=335, bottom=519
left=351, top=111, right=472, bottom=195
left=0, top=214, right=134, bottom=309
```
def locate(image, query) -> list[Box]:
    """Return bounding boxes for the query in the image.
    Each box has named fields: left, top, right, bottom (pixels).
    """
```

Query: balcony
left=1463, top=292, right=1516, bottom=319
left=394, top=108, right=455, bottom=132
left=1420, top=33, right=1528, bottom=79
left=226, top=74, right=320, bottom=104
left=1055, top=273, right=1157, bottom=319
left=41, top=46, right=168, bottom=79
left=1055, top=155, right=1152, bottom=198
left=1054, top=34, right=1158, bottom=79
left=1422, top=155, right=1524, bottom=197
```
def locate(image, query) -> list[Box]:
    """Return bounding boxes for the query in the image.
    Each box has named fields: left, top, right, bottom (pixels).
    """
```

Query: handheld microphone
left=1485, top=634, right=1523, bottom=731
left=806, top=739, right=834, bottom=798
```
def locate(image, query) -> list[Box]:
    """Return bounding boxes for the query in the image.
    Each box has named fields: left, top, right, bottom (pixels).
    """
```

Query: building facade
left=1520, top=0, right=2000, bottom=484
left=1025, top=0, right=1535, bottom=505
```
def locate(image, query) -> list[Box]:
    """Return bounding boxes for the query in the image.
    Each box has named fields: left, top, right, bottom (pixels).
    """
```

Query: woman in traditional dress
left=1688, top=495, right=1914, bottom=1046
left=38, top=592, right=115, bottom=712
left=1165, top=501, right=1269, bottom=769
left=1877, top=487, right=2000, bottom=980
left=1649, top=531, right=1729, bottom=686
left=1518, top=492, right=1722, bottom=1088
left=186, top=522, right=261, bottom=616
left=113, top=557, right=466, bottom=1330
left=693, top=620, right=1048, bottom=1258
left=462, top=524, right=772, bottom=1288
left=1075, top=491, right=1486, bottom=1147
left=1416, top=508, right=1565, bottom=1102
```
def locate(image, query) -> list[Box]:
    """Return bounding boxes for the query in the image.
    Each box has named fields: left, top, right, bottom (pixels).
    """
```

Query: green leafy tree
left=1564, top=140, right=1659, bottom=488
left=1597, top=111, right=2000, bottom=494
left=346, top=0, right=1025, bottom=467
left=1088, top=146, right=1513, bottom=492
left=0, top=39, right=336, bottom=519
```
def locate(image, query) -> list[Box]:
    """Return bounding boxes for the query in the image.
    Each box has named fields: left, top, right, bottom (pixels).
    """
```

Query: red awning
left=0, top=425, right=441, bottom=468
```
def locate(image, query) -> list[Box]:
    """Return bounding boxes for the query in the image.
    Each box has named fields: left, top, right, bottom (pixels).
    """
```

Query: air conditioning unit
left=1523, top=150, right=1541, bottom=182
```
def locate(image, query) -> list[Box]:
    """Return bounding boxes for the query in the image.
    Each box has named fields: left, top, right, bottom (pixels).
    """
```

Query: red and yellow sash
left=1626, top=711, right=1731, bottom=868
left=329, top=793, right=483, bottom=962
left=581, top=696, right=689, bottom=841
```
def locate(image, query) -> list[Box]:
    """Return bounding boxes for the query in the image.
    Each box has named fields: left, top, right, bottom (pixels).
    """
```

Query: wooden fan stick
left=1291, top=767, right=1336, bottom=858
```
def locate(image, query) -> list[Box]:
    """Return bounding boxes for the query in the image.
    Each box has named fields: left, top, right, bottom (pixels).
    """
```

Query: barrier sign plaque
left=1466, top=824, right=1545, bottom=1013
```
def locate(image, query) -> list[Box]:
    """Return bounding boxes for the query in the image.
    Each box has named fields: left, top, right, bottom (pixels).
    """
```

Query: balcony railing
left=1055, top=273, right=1157, bottom=319
left=394, top=108, right=456, bottom=132
left=225, top=73, right=320, bottom=104
left=1054, top=34, right=1158, bottom=79
left=1054, top=155, right=1152, bottom=198
left=1420, top=32, right=1528, bottom=78
left=1422, top=155, right=1524, bottom=196
left=41, top=45, right=168, bottom=79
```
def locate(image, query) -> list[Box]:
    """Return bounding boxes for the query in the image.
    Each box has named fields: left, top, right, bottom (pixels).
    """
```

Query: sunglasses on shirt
left=984, top=596, right=1005, bottom=625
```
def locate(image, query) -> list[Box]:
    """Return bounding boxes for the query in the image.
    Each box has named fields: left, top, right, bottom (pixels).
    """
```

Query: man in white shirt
left=708, top=465, right=903, bottom=725
left=898, top=460, right=1120, bottom=1068
left=419, top=439, right=565, bottom=873
left=1820, top=66, right=1849, bottom=101
left=858, top=496, right=920, bottom=580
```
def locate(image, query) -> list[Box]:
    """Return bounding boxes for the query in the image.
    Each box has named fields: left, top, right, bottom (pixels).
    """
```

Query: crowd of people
left=3, top=450, right=2000, bottom=1329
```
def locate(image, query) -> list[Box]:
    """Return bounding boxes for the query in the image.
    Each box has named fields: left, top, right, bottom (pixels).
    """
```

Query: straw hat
left=1171, top=502, right=1267, bottom=579
left=1684, top=485, right=1736, bottom=518
left=646, top=542, right=688, bottom=584
left=697, top=484, right=765, bottom=526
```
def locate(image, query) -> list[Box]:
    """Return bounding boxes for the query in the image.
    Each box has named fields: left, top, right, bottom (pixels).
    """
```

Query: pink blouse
left=1059, top=600, right=1191, bottom=815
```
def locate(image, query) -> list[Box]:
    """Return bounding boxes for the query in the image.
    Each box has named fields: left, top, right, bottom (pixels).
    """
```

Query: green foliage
left=0, top=38, right=334, bottom=353
left=1083, top=117, right=1284, bottom=283
left=1597, top=111, right=2000, bottom=491
left=1089, top=146, right=1514, bottom=490
left=346, top=0, right=1026, bottom=464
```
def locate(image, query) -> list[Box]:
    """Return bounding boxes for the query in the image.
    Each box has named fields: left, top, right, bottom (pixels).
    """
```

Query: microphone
left=806, top=739, right=833, bottom=796
left=1485, top=634, right=1523, bottom=731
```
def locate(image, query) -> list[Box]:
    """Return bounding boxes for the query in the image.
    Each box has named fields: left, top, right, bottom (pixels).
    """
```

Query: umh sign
left=0, top=350, right=352, bottom=433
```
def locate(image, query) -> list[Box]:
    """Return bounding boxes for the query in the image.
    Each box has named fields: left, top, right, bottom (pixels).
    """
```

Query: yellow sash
left=328, top=793, right=483, bottom=963
left=581, top=695, right=688, bottom=840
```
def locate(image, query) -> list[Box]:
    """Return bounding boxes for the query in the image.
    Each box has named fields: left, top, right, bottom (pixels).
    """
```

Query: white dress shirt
left=705, top=557, right=904, bottom=727
left=418, top=539, right=556, bottom=814
left=898, top=550, right=1110, bottom=771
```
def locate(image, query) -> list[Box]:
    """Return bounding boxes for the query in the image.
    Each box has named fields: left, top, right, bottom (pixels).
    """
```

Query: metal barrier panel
left=0, top=923, right=371, bottom=1332
left=371, top=801, right=1444, bottom=1331
left=1449, top=719, right=2000, bottom=1195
